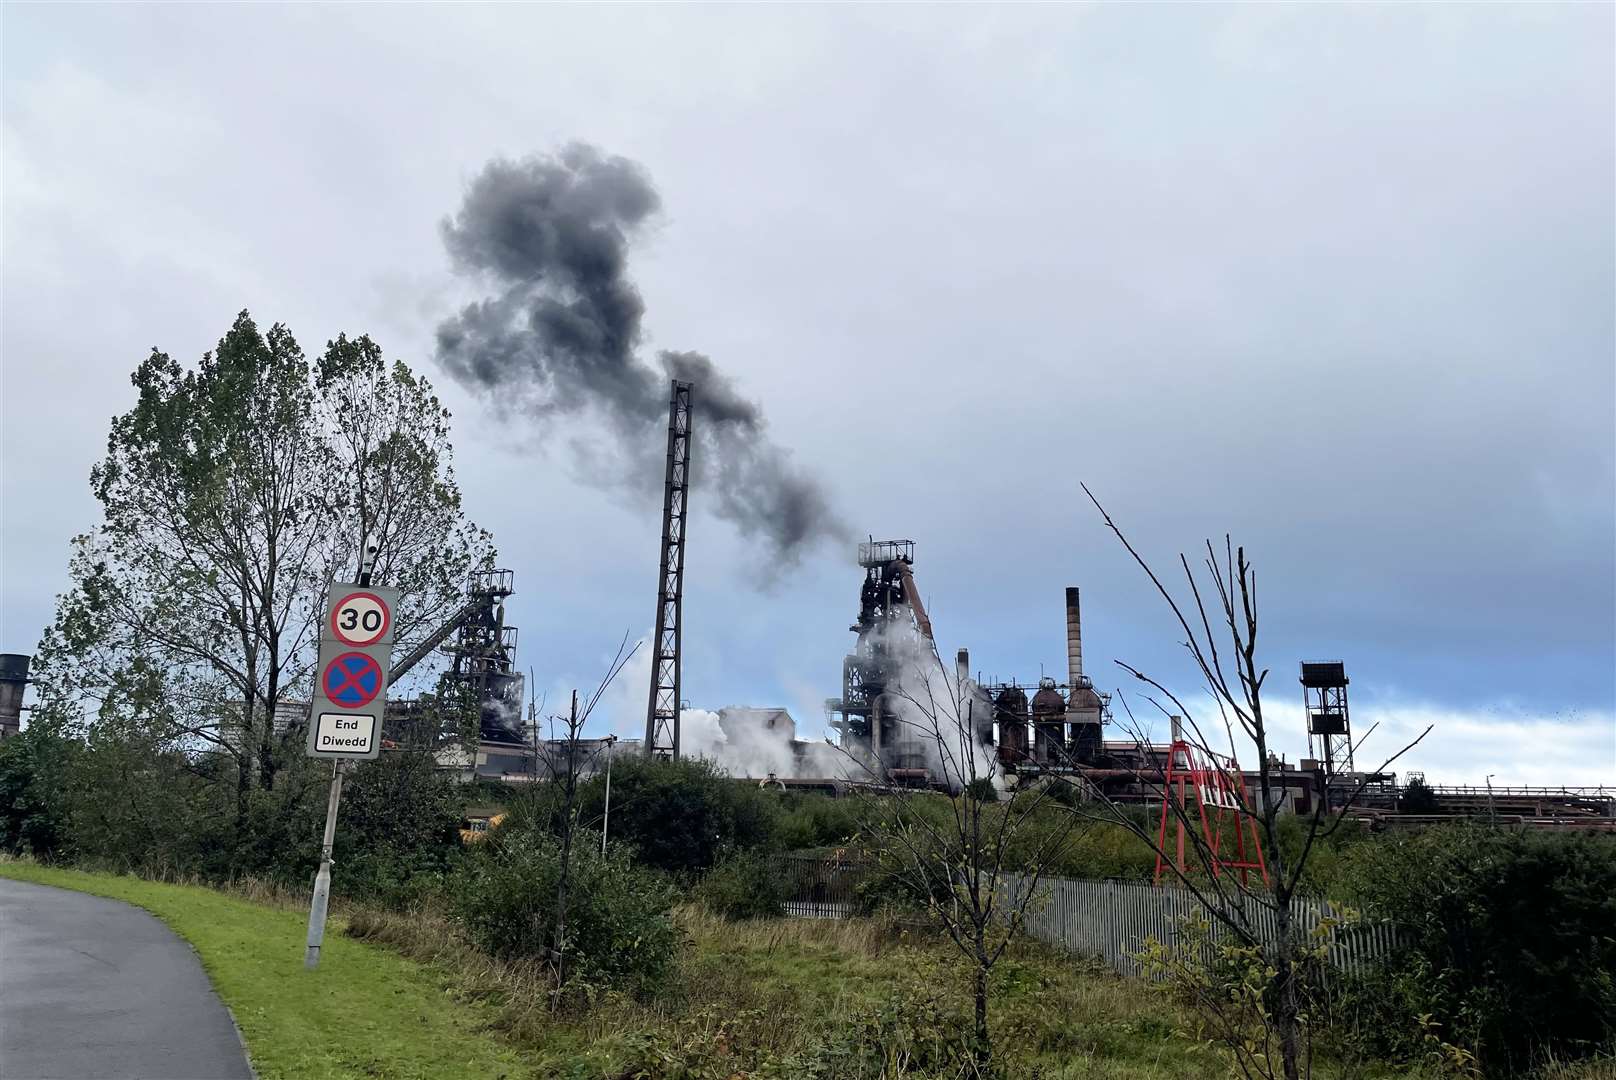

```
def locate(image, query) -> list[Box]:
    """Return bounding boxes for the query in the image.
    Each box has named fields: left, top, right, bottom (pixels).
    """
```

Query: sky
left=3, top=5, right=1612, bottom=786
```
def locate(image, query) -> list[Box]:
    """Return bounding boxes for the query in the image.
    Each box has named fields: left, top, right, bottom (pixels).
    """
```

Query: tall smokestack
left=1065, top=587, right=1083, bottom=685
left=0, top=654, right=30, bottom=740
left=956, top=647, right=970, bottom=685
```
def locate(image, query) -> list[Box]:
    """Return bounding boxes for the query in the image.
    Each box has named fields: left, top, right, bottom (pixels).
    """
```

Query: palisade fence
left=776, top=852, right=872, bottom=918
left=1001, top=874, right=1405, bottom=979
left=774, top=855, right=1404, bottom=978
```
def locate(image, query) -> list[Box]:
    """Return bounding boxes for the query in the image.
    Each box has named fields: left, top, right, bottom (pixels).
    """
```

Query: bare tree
left=534, top=632, right=638, bottom=995
left=837, top=636, right=1075, bottom=1073
left=1050, top=486, right=1431, bottom=1080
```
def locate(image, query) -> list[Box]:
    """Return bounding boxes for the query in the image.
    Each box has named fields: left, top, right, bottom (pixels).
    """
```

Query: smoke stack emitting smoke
left=436, top=143, right=846, bottom=561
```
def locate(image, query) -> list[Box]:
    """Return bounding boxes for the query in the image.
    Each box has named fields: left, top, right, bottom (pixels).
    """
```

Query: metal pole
left=304, top=757, right=345, bottom=969
left=601, top=737, right=615, bottom=856
left=305, top=545, right=375, bottom=969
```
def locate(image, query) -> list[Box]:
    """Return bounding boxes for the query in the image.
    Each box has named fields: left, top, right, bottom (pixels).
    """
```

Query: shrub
left=573, top=756, right=777, bottom=875
left=1338, top=823, right=1616, bottom=1075
left=0, top=719, right=78, bottom=856
left=772, top=793, right=862, bottom=851
left=1399, top=775, right=1441, bottom=815
left=964, top=777, right=999, bottom=803
left=331, top=749, right=465, bottom=906
left=696, top=852, right=786, bottom=920
left=452, top=821, right=678, bottom=998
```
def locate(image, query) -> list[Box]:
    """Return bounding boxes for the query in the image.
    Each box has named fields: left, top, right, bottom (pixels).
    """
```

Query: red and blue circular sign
left=322, top=652, right=383, bottom=709
left=330, top=591, right=391, bottom=647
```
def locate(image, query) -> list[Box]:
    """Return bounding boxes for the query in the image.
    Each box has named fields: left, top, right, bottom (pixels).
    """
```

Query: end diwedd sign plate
left=313, top=712, right=378, bottom=755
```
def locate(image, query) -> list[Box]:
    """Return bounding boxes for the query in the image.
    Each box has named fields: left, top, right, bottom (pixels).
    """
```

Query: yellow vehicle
left=459, top=808, right=507, bottom=844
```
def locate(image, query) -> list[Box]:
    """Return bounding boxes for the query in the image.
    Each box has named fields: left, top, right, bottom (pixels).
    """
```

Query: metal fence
left=776, top=853, right=872, bottom=918
left=774, top=856, right=1403, bottom=978
left=1003, top=874, right=1404, bottom=979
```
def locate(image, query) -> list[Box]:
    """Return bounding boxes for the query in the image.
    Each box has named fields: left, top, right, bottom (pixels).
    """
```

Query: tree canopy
left=29, top=311, right=493, bottom=842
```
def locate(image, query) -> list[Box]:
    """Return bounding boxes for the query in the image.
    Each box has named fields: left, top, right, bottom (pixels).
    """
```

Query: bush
left=331, top=750, right=465, bottom=906
left=772, top=793, right=862, bottom=852
left=574, top=756, right=777, bottom=875
left=452, top=821, right=678, bottom=998
left=696, top=852, right=786, bottom=919
left=0, top=719, right=78, bottom=856
left=964, top=777, right=999, bottom=803
left=1399, top=775, right=1440, bottom=815
left=1338, top=823, right=1616, bottom=1075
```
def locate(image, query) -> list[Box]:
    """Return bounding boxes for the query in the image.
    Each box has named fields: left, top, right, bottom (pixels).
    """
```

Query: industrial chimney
left=1065, top=587, right=1083, bottom=685
left=0, top=654, right=31, bottom=740
left=1064, top=590, right=1105, bottom=765
left=956, top=647, right=970, bottom=685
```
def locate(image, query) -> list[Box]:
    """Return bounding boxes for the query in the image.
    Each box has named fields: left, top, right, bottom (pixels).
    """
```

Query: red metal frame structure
left=1153, top=737, right=1270, bottom=888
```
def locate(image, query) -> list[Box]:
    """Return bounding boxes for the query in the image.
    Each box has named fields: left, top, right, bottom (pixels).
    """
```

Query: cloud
left=1117, top=692, right=1616, bottom=787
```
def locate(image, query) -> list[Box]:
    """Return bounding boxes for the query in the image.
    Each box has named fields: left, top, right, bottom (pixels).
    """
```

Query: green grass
left=0, top=862, right=533, bottom=1080
left=348, top=900, right=1229, bottom=1078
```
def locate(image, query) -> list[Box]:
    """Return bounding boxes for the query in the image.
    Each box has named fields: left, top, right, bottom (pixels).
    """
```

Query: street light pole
left=601, top=735, right=618, bottom=856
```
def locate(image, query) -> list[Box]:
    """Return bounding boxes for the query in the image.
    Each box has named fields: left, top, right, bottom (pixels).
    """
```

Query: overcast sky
left=3, top=5, right=1612, bottom=784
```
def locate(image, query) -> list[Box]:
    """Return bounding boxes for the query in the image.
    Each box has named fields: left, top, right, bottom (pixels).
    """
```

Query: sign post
left=304, top=564, right=396, bottom=970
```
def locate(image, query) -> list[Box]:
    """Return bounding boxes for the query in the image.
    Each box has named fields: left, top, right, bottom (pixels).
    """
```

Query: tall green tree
left=31, top=311, right=493, bottom=844
left=0, top=713, right=78, bottom=856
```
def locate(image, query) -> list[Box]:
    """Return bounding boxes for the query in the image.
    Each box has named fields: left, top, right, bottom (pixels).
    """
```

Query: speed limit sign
left=329, top=591, right=391, bottom=647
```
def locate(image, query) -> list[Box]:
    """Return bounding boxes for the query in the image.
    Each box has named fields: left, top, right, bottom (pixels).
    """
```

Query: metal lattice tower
left=645, top=380, right=692, bottom=759
left=1301, top=661, right=1352, bottom=775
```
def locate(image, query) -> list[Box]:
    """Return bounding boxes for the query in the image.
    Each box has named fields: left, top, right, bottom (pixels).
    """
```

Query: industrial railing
left=1429, top=784, right=1614, bottom=798
left=1421, top=784, right=1616, bottom=818
left=857, top=539, right=914, bottom=567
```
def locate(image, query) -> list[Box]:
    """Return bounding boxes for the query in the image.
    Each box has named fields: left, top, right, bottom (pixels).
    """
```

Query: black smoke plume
left=436, top=144, right=844, bottom=561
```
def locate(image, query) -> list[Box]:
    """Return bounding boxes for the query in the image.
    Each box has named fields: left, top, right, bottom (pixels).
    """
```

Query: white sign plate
left=312, top=712, right=377, bottom=756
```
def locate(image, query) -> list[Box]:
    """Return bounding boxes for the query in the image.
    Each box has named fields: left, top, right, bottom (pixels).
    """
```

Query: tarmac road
left=0, top=877, right=254, bottom=1080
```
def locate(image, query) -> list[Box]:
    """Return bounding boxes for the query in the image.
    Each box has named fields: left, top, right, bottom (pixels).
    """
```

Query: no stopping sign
left=322, top=652, right=384, bottom=709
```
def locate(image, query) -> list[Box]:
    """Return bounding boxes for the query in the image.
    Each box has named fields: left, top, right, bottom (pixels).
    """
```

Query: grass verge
left=0, top=861, right=533, bottom=1080
left=348, top=900, right=1229, bottom=1079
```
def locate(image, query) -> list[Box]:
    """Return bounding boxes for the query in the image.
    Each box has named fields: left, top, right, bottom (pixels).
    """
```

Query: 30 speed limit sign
left=330, top=590, right=391, bottom=647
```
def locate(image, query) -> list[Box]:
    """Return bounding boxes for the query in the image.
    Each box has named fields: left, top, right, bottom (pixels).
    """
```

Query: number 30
left=340, top=607, right=382, bottom=632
